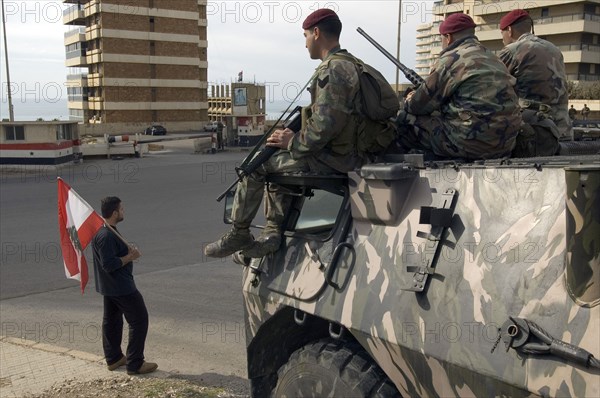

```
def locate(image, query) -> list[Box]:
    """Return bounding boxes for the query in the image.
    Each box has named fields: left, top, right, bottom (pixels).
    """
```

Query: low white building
left=0, top=121, right=81, bottom=166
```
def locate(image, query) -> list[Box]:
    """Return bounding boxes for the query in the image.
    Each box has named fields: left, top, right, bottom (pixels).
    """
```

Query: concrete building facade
left=63, top=0, right=208, bottom=134
left=415, top=0, right=600, bottom=83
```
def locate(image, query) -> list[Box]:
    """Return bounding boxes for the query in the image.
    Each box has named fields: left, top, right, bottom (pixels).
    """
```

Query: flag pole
left=102, top=221, right=134, bottom=248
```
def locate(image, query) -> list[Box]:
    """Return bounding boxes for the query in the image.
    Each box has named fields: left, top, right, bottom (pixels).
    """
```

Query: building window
left=541, top=8, right=549, bottom=17
left=5, top=125, right=25, bottom=140
left=56, top=125, right=73, bottom=141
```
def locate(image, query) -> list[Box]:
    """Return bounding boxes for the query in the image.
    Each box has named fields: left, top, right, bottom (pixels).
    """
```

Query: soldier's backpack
left=330, top=53, right=400, bottom=156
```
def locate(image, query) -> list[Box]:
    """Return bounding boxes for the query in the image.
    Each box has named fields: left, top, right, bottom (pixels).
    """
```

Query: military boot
left=242, top=232, right=282, bottom=258
left=204, top=228, right=254, bottom=258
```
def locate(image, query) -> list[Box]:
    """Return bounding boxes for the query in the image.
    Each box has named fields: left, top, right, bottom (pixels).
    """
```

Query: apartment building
left=415, top=0, right=600, bottom=82
left=63, top=0, right=208, bottom=134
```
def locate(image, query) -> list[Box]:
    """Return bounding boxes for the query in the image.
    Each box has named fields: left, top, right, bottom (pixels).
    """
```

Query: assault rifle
left=357, top=27, right=425, bottom=86
left=216, top=106, right=302, bottom=202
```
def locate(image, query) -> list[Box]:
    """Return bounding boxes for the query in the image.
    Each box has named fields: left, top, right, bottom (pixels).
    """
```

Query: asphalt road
left=0, top=142, right=255, bottom=394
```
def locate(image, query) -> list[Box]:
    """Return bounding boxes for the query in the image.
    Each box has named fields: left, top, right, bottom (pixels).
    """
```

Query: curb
left=1, top=335, right=104, bottom=364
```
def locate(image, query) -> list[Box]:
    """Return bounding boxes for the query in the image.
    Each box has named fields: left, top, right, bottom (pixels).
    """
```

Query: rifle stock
left=357, top=27, right=425, bottom=86
left=216, top=106, right=302, bottom=202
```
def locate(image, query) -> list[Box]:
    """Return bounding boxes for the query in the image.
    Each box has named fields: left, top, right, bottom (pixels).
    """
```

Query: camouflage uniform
left=396, top=36, right=521, bottom=160
left=499, top=32, right=572, bottom=139
left=231, top=47, right=362, bottom=235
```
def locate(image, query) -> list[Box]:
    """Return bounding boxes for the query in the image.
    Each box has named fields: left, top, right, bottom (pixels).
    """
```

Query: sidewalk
left=0, top=335, right=118, bottom=397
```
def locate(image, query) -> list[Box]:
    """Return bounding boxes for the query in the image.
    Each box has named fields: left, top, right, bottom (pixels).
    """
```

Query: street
left=0, top=143, right=254, bottom=394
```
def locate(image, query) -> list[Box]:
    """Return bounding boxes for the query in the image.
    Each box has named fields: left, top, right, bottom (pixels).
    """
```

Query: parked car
left=144, top=125, right=167, bottom=135
left=203, top=121, right=223, bottom=132
left=572, top=120, right=600, bottom=140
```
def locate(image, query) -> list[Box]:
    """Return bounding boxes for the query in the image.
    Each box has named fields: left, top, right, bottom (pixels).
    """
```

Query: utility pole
left=395, top=0, right=402, bottom=92
left=1, top=0, right=15, bottom=121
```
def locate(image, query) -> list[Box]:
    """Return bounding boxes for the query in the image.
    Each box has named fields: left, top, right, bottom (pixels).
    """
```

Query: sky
left=0, top=0, right=436, bottom=119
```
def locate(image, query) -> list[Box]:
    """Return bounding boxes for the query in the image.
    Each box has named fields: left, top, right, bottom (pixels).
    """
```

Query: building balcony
left=63, top=4, right=85, bottom=25
left=86, top=49, right=102, bottom=65
left=566, top=73, right=600, bottom=81
left=474, top=0, right=590, bottom=16
left=88, top=98, right=104, bottom=111
left=65, top=49, right=87, bottom=67
left=433, top=1, right=464, bottom=15
left=67, top=99, right=89, bottom=111
left=477, top=13, right=600, bottom=41
left=87, top=73, right=102, bottom=87
left=64, top=27, right=85, bottom=45
left=560, top=43, right=600, bottom=64
left=84, top=0, right=101, bottom=18
left=66, top=73, right=88, bottom=88
left=85, top=24, right=101, bottom=41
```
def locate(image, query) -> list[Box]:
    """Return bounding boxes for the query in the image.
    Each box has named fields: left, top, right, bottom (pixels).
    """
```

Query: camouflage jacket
left=499, top=33, right=572, bottom=139
left=288, top=47, right=362, bottom=172
left=406, top=36, right=521, bottom=159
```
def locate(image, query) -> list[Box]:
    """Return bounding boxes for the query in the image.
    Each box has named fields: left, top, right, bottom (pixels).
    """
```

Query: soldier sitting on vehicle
left=394, top=13, right=521, bottom=160
left=498, top=9, right=569, bottom=156
left=204, top=9, right=365, bottom=259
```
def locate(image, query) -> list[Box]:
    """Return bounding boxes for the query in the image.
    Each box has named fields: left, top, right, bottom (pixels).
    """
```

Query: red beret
left=302, top=9, right=339, bottom=30
left=500, top=9, right=530, bottom=30
left=439, top=13, right=476, bottom=35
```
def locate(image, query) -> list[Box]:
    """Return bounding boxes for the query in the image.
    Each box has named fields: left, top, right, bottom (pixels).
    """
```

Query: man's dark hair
left=101, top=196, right=121, bottom=218
left=452, top=27, right=476, bottom=40
left=316, top=18, right=342, bottom=40
left=511, top=17, right=532, bottom=34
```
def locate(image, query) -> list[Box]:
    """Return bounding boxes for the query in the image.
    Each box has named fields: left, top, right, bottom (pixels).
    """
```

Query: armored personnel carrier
left=222, top=148, right=599, bottom=396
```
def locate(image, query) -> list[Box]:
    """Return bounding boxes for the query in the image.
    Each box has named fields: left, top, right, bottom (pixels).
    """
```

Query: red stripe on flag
left=57, top=178, right=104, bottom=294
left=78, top=211, right=105, bottom=248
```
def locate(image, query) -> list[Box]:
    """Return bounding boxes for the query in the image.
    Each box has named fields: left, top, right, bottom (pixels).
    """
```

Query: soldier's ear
left=313, top=26, right=321, bottom=40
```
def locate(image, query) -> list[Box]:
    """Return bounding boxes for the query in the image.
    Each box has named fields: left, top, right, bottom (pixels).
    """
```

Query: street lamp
left=1, top=0, right=15, bottom=121
left=395, top=0, right=402, bottom=90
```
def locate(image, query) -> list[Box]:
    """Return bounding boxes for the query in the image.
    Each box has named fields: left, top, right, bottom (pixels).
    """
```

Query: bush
left=568, top=81, right=600, bottom=100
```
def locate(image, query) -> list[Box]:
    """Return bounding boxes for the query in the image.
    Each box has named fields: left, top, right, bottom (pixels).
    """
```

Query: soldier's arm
left=405, top=59, right=447, bottom=115
left=288, top=61, right=357, bottom=158
left=498, top=47, right=516, bottom=75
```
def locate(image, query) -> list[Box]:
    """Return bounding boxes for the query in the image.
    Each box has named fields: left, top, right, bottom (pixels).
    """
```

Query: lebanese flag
left=57, top=178, right=105, bottom=293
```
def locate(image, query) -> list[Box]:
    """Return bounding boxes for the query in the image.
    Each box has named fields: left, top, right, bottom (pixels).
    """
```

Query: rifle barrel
left=357, top=27, right=424, bottom=86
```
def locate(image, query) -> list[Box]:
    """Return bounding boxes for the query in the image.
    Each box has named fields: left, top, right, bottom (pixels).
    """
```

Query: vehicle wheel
left=273, top=339, right=399, bottom=398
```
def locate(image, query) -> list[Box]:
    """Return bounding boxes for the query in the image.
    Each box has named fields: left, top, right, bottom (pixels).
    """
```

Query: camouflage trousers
left=395, top=111, right=466, bottom=159
left=231, top=150, right=338, bottom=233
left=395, top=111, right=515, bottom=159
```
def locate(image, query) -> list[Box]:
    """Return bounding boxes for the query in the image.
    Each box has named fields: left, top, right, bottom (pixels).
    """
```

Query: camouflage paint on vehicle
left=565, top=166, right=600, bottom=307
left=242, top=156, right=600, bottom=397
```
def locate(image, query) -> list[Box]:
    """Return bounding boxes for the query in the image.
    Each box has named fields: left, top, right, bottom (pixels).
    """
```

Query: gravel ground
left=25, top=375, right=246, bottom=398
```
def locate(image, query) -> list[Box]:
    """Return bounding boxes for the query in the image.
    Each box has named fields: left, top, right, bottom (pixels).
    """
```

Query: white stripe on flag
left=67, top=189, right=94, bottom=230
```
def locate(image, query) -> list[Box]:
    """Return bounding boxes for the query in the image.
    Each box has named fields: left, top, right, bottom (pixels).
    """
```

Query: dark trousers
left=102, top=290, right=148, bottom=371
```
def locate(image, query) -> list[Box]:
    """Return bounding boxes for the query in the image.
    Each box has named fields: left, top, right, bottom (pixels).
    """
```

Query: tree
left=568, top=81, right=600, bottom=100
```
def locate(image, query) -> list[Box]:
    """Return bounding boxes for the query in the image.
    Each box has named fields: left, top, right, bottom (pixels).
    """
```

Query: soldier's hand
left=266, top=128, right=293, bottom=149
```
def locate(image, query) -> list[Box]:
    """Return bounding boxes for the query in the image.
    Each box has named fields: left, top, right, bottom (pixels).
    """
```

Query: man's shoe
left=204, top=228, right=254, bottom=258
left=242, top=234, right=281, bottom=258
left=127, top=361, right=158, bottom=375
left=107, top=355, right=126, bottom=371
